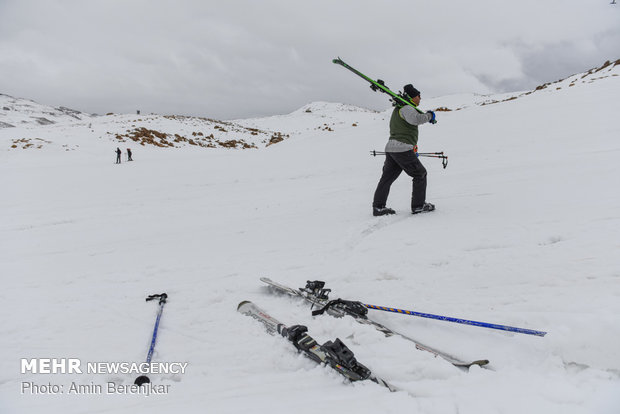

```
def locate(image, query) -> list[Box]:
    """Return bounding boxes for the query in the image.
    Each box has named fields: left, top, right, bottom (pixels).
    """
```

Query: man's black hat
left=403, top=84, right=420, bottom=99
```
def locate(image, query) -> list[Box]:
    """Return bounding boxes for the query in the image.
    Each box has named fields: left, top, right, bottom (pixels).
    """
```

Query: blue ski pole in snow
left=135, top=293, right=168, bottom=386
left=364, top=304, right=547, bottom=337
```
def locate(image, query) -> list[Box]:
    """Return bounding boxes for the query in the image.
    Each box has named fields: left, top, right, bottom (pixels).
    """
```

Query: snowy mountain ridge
left=0, top=93, right=95, bottom=128
left=425, top=58, right=620, bottom=112
left=2, top=58, right=618, bottom=153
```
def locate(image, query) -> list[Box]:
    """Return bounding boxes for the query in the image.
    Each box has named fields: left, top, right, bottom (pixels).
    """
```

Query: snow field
left=1, top=64, right=619, bottom=413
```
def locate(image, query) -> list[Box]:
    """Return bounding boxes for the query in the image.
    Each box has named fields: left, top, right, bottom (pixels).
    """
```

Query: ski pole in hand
left=371, top=150, right=449, bottom=169
left=364, top=304, right=547, bottom=337
left=418, top=152, right=449, bottom=169
left=135, top=293, right=168, bottom=386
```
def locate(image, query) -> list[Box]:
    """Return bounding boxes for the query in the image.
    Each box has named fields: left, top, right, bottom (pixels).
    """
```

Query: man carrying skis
left=372, top=84, right=436, bottom=216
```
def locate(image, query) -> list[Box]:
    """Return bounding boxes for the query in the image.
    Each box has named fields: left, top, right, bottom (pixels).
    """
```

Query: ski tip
left=332, top=57, right=344, bottom=64
left=259, top=277, right=272, bottom=283
left=237, top=300, right=252, bottom=311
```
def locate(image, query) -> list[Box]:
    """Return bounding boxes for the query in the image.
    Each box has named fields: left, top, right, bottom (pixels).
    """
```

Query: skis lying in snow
left=238, top=300, right=397, bottom=392
left=260, top=277, right=489, bottom=369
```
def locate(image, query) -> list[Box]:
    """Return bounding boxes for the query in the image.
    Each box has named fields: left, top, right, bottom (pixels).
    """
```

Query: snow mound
left=235, top=101, right=385, bottom=136
left=292, top=101, right=379, bottom=115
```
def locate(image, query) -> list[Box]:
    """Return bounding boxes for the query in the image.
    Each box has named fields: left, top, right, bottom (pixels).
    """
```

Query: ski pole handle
left=146, top=293, right=168, bottom=304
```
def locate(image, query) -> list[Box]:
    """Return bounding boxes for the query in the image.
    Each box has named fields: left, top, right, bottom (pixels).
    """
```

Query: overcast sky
left=1, top=0, right=618, bottom=119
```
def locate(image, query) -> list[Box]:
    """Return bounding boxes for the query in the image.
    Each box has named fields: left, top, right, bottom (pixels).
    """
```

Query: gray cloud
left=1, top=0, right=618, bottom=119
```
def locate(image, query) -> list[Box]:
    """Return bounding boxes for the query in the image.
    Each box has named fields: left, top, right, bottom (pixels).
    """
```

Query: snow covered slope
left=424, top=58, right=620, bottom=111
left=0, top=93, right=94, bottom=128
left=1, top=59, right=619, bottom=414
left=1, top=94, right=292, bottom=152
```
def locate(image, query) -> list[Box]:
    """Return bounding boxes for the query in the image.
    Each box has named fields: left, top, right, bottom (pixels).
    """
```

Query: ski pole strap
left=146, top=293, right=168, bottom=305
left=312, top=299, right=368, bottom=318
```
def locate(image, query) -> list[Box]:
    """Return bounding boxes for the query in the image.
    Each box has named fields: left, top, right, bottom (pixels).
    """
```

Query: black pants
left=372, top=151, right=427, bottom=211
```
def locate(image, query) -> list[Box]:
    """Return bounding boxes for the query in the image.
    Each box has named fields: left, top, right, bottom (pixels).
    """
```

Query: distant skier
left=127, top=148, right=133, bottom=161
left=372, top=84, right=436, bottom=216
left=115, top=147, right=122, bottom=164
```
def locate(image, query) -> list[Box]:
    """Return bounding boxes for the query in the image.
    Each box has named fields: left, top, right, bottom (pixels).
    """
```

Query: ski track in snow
left=2, top=64, right=620, bottom=414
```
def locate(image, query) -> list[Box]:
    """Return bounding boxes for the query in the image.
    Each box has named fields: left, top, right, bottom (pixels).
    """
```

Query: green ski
left=332, top=57, right=432, bottom=119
